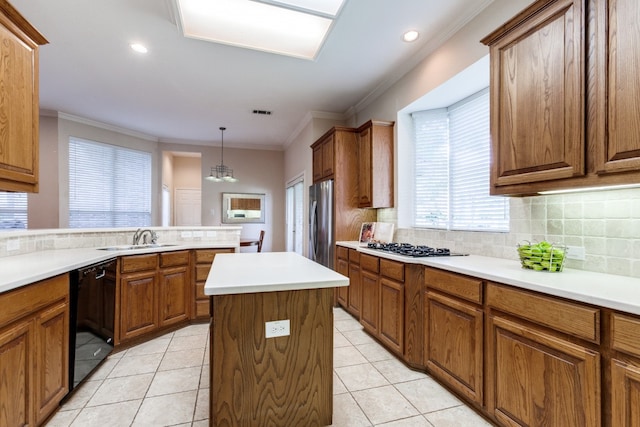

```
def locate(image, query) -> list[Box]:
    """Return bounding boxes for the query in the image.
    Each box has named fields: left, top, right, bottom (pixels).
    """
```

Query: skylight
left=176, top=0, right=345, bottom=60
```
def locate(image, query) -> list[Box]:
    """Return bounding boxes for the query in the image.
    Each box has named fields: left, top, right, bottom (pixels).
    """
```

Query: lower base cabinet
left=611, top=312, right=640, bottom=426
left=0, top=274, right=69, bottom=427
left=193, top=248, right=234, bottom=320
left=118, top=251, right=191, bottom=344
left=488, top=315, right=601, bottom=426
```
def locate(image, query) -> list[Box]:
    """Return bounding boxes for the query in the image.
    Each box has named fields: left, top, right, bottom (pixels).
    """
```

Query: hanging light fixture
left=206, top=126, right=238, bottom=182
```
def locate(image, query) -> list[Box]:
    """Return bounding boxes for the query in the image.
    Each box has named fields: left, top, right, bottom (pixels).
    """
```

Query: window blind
left=0, top=192, right=27, bottom=229
left=412, top=88, right=509, bottom=232
left=69, top=138, right=152, bottom=228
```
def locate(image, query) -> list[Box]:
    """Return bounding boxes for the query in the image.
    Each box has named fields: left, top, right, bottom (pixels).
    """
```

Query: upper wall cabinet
left=482, top=0, right=640, bottom=195
left=0, top=2, right=47, bottom=193
left=357, top=120, right=394, bottom=208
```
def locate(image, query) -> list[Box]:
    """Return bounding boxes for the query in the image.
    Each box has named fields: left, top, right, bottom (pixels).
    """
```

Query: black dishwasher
left=67, top=258, right=117, bottom=396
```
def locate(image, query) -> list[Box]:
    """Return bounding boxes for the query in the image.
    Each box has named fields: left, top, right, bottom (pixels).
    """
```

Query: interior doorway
left=286, top=175, right=304, bottom=255
left=175, top=188, right=202, bottom=226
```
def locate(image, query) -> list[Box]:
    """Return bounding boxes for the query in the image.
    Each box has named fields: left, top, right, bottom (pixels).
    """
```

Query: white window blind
left=412, top=88, right=509, bottom=232
left=0, top=192, right=27, bottom=229
left=69, top=138, right=152, bottom=228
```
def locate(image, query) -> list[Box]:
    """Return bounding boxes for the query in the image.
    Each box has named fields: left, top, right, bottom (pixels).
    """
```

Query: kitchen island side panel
left=210, top=287, right=333, bottom=426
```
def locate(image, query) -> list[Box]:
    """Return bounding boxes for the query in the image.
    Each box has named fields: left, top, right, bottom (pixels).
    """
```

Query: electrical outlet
left=6, top=239, right=20, bottom=251
left=181, top=231, right=193, bottom=238
left=206, top=231, right=217, bottom=237
left=193, top=230, right=204, bottom=237
left=265, top=320, right=290, bottom=338
left=566, top=245, right=586, bottom=261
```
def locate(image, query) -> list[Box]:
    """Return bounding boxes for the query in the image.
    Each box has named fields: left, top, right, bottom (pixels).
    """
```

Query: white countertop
left=204, top=252, right=349, bottom=296
left=338, top=241, right=640, bottom=316
left=0, top=242, right=236, bottom=294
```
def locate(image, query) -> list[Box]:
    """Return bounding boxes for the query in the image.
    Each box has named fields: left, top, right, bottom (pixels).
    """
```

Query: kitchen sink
left=98, top=243, right=178, bottom=251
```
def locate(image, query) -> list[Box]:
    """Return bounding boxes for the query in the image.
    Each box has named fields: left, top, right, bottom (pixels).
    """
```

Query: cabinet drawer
left=0, top=274, right=68, bottom=325
left=336, top=246, right=349, bottom=261
left=120, top=254, right=158, bottom=273
left=381, top=259, right=404, bottom=282
left=612, top=313, right=640, bottom=357
left=486, top=283, right=600, bottom=343
left=196, top=265, right=212, bottom=282
left=195, top=282, right=206, bottom=300
left=160, top=250, right=190, bottom=267
left=195, top=248, right=233, bottom=264
left=348, top=249, right=360, bottom=264
left=425, top=267, right=482, bottom=304
left=360, top=253, right=379, bottom=273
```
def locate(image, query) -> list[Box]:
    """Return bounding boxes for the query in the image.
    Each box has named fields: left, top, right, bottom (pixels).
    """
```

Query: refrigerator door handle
left=310, top=200, right=318, bottom=260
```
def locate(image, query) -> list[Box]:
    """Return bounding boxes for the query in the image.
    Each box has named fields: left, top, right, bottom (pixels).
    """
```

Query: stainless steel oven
left=67, top=258, right=117, bottom=396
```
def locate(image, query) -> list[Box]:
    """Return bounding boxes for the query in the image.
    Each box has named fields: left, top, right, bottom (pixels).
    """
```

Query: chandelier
left=206, top=126, right=238, bottom=182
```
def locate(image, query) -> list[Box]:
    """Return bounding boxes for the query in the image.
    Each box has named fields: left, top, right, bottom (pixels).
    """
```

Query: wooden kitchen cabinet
left=357, top=120, right=394, bottom=208
left=481, top=0, right=585, bottom=193
left=311, top=131, right=336, bottom=182
left=424, top=268, right=483, bottom=405
left=0, top=2, right=48, bottom=192
left=591, top=0, right=640, bottom=176
left=359, top=253, right=379, bottom=335
left=193, top=248, right=234, bottom=320
left=119, top=268, right=158, bottom=342
left=486, top=282, right=601, bottom=426
left=335, top=246, right=349, bottom=308
left=610, top=312, right=640, bottom=427
left=482, top=0, right=640, bottom=195
left=158, top=250, right=190, bottom=328
left=118, top=250, right=198, bottom=343
left=379, top=258, right=404, bottom=355
left=347, top=249, right=362, bottom=318
left=0, top=274, right=69, bottom=427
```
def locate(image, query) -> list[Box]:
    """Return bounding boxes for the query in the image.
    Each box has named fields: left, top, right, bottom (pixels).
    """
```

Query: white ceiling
left=12, top=0, right=494, bottom=150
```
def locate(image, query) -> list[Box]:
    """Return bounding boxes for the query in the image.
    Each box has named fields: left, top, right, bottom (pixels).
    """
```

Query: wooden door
left=425, top=291, right=482, bottom=404
left=321, top=137, right=334, bottom=178
left=0, top=319, right=33, bottom=427
left=611, top=358, right=640, bottom=427
left=487, top=315, right=600, bottom=426
left=120, top=271, right=157, bottom=342
left=379, top=278, right=403, bottom=354
left=360, top=270, right=379, bottom=335
left=347, top=261, right=361, bottom=318
left=312, top=144, right=323, bottom=182
left=483, top=0, right=585, bottom=191
left=35, top=302, right=68, bottom=424
left=335, top=255, right=349, bottom=309
left=593, top=0, right=640, bottom=174
left=358, top=126, right=373, bottom=207
left=0, top=11, right=46, bottom=193
left=158, top=266, right=189, bottom=327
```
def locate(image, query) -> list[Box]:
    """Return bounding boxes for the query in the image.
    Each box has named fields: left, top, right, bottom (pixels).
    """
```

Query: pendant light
left=206, top=126, right=238, bottom=182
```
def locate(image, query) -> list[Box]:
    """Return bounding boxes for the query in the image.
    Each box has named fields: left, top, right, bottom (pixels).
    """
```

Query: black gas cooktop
left=366, top=242, right=467, bottom=257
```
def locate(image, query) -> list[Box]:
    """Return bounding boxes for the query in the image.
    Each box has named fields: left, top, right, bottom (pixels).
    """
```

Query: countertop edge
left=337, top=241, right=640, bottom=316
left=0, top=242, right=238, bottom=294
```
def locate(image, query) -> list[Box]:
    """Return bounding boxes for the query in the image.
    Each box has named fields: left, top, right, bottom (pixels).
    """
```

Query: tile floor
left=46, top=308, right=492, bottom=427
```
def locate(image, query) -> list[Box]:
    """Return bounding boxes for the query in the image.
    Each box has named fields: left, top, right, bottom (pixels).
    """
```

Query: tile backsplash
left=0, top=227, right=241, bottom=258
left=379, top=187, right=640, bottom=279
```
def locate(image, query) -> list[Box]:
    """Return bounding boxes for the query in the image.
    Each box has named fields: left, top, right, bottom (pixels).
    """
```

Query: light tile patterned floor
left=46, top=308, right=492, bottom=427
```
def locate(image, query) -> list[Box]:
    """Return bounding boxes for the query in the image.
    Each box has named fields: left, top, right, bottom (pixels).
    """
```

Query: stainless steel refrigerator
left=309, top=179, right=334, bottom=269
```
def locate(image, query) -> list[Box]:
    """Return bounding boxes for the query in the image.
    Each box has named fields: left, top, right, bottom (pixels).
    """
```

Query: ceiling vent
left=253, top=110, right=272, bottom=115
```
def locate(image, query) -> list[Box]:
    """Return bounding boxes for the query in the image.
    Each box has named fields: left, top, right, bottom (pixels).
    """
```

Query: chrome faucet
left=132, top=228, right=157, bottom=245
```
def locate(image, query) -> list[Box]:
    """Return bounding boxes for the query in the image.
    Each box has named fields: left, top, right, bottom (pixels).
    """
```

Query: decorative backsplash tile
left=0, top=227, right=241, bottom=258
left=383, top=187, right=640, bottom=278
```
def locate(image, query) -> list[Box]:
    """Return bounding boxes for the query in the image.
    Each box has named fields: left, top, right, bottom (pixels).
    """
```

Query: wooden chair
left=257, top=230, right=265, bottom=252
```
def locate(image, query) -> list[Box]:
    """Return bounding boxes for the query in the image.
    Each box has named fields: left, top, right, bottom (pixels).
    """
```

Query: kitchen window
left=0, top=192, right=27, bottom=230
left=412, top=88, right=509, bottom=232
left=69, top=137, right=152, bottom=228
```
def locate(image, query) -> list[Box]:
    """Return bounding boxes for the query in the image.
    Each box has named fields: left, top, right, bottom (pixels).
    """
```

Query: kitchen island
left=204, top=252, right=348, bottom=426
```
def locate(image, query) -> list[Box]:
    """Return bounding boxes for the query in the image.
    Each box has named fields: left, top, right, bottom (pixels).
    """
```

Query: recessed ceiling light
left=130, top=43, right=148, bottom=54
left=403, top=30, right=419, bottom=43
left=176, top=0, right=344, bottom=60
